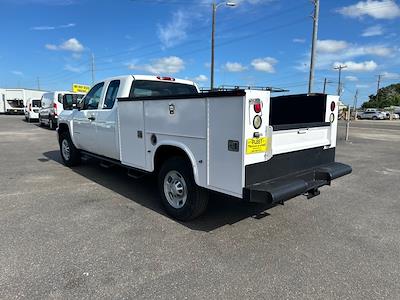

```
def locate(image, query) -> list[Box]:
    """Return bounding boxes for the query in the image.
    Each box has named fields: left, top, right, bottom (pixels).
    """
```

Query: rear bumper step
left=243, top=162, right=352, bottom=204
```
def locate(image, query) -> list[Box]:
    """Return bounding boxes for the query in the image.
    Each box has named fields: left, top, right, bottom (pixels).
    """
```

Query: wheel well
left=154, top=145, right=192, bottom=172
left=57, top=123, right=69, bottom=142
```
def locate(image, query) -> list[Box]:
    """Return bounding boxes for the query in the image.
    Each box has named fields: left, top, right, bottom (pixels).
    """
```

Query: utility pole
left=210, top=2, right=216, bottom=90
left=308, top=0, right=319, bottom=94
left=210, top=1, right=236, bottom=90
left=91, top=53, right=95, bottom=86
left=334, top=65, right=347, bottom=96
left=376, top=74, right=382, bottom=102
left=353, top=89, right=359, bottom=122
left=323, top=77, right=332, bottom=94
left=36, top=77, right=41, bottom=90
left=346, top=89, right=358, bottom=141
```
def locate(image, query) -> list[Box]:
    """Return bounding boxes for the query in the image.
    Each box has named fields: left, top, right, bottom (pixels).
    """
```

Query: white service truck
left=58, top=75, right=351, bottom=220
left=3, top=89, right=47, bottom=114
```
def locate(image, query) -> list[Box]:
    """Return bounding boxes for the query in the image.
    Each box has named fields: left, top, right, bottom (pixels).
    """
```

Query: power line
left=94, top=17, right=308, bottom=74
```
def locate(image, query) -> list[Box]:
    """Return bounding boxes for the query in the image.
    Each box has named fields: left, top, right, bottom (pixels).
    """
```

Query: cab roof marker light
left=156, top=76, right=176, bottom=81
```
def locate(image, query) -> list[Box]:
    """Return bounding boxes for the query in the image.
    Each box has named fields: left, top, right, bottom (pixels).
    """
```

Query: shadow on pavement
left=43, top=150, right=274, bottom=232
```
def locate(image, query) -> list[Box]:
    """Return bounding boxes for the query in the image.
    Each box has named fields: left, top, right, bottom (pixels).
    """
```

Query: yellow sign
left=72, top=84, right=90, bottom=93
left=246, top=137, right=268, bottom=154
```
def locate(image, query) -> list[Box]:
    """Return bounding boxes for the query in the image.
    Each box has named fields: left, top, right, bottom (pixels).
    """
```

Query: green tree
left=361, top=83, right=400, bottom=109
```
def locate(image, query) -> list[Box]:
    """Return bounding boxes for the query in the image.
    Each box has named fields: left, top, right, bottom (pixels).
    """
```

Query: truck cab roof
left=91, top=75, right=198, bottom=91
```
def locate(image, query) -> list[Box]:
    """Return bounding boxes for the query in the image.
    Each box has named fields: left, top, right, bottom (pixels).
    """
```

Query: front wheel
left=158, top=157, right=208, bottom=221
left=59, top=133, right=81, bottom=167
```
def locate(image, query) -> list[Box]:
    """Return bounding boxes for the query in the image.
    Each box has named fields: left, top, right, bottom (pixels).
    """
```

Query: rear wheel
left=59, top=133, right=81, bottom=167
left=158, top=157, right=208, bottom=221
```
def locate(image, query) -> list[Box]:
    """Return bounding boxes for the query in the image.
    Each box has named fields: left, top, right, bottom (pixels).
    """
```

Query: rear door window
left=32, top=100, right=41, bottom=107
left=103, top=80, right=120, bottom=109
left=129, top=80, right=198, bottom=98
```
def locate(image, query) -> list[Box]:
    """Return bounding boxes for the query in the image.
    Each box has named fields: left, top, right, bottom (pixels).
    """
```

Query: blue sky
left=0, top=0, right=399, bottom=105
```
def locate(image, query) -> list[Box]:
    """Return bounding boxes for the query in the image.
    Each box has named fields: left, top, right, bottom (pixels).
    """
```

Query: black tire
left=372, top=116, right=378, bottom=120
left=49, top=118, right=54, bottom=130
left=158, top=157, right=208, bottom=221
left=59, top=132, right=81, bottom=167
left=39, top=117, right=44, bottom=127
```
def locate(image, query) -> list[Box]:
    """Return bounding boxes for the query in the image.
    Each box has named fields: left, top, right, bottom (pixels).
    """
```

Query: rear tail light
left=53, top=102, right=57, bottom=115
left=29, top=104, right=32, bottom=111
left=254, top=102, right=262, bottom=113
left=330, top=101, right=336, bottom=112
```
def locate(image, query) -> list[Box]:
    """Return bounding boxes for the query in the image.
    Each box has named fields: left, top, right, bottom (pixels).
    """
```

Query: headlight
left=253, top=115, right=262, bottom=129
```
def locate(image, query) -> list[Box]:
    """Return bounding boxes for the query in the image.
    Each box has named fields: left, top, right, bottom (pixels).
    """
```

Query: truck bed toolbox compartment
left=243, top=147, right=352, bottom=204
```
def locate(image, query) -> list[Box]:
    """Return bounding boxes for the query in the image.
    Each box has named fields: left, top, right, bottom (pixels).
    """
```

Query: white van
left=24, top=98, right=42, bottom=122
left=39, top=91, right=84, bottom=129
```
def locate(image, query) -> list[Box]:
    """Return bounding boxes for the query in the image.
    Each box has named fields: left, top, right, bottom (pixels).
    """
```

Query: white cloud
left=337, top=0, right=400, bottom=20
left=45, top=44, right=58, bottom=50
left=362, top=25, right=384, bottom=36
left=356, top=84, right=370, bottom=88
left=128, top=56, right=185, bottom=74
left=381, top=71, right=400, bottom=79
left=11, top=70, right=23, bottom=76
left=194, top=74, right=208, bottom=82
left=251, top=57, right=278, bottom=73
left=293, top=38, right=306, bottom=43
left=317, top=40, right=348, bottom=53
left=59, top=38, right=84, bottom=52
left=31, top=26, right=55, bottom=30
left=333, top=60, right=378, bottom=72
left=31, top=23, right=75, bottom=30
left=224, top=62, right=247, bottom=72
left=45, top=38, right=84, bottom=52
left=346, top=75, right=359, bottom=81
left=59, top=23, right=75, bottom=28
left=158, top=10, right=189, bottom=48
left=312, top=42, right=394, bottom=70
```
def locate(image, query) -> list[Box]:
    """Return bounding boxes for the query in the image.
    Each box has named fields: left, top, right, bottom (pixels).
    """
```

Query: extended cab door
left=93, top=80, right=120, bottom=160
left=73, top=82, right=104, bottom=152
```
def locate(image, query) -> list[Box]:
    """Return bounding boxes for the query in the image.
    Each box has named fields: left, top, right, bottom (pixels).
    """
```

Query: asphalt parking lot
left=1, top=116, right=399, bottom=299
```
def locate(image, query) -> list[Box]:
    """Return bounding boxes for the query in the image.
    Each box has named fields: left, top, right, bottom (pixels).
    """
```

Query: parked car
left=358, top=111, right=386, bottom=120
left=24, top=98, right=41, bottom=122
left=392, top=113, right=399, bottom=120
left=39, top=91, right=84, bottom=129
